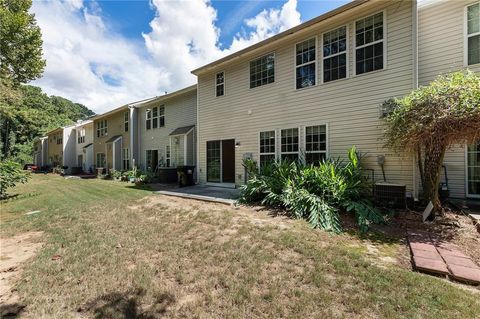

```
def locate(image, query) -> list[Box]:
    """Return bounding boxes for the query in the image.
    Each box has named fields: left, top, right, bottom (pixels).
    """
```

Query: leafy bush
left=0, top=160, right=30, bottom=199
left=239, top=146, right=385, bottom=233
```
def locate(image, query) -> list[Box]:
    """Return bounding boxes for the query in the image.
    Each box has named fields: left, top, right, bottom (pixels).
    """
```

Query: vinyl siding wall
left=197, top=0, right=415, bottom=190
left=47, top=130, right=63, bottom=166
left=75, top=122, right=94, bottom=171
left=138, top=90, right=197, bottom=170
left=418, top=0, right=480, bottom=198
left=93, top=109, right=130, bottom=170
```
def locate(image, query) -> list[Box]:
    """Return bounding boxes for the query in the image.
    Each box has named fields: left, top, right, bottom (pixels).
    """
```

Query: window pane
left=260, top=154, right=276, bottom=169
left=250, top=53, right=275, bottom=88
left=260, top=131, right=275, bottom=154
left=356, top=13, right=383, bottom=47
left=468, top=3, right=480, bottom=34
left=468, top=35, right=480, bottom=65
left=323, top=26, right=347, bottom=58
left=296, top=63, right=316, bottom=89
left=306, top=152, right=326, bottom=166
left=216, top=84, right=224, bottom=97
left=281, top=128, right=299, bottom=154
left=216, top=72, right=224, bottom=84
left=356, top=42, right=383, bottom=74
left=323, top=53, right=347, bottom=82
left=296, top=38, right=316, bottom=65
left=152, top=118, right=158, bottom=129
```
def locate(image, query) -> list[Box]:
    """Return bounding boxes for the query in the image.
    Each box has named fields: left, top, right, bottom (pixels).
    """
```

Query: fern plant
left=239, top=146, right=385, bottom=233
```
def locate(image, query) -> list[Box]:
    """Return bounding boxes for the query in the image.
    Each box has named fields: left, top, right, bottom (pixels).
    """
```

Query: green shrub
left=239, top=146, right=385, bottom=233
left=0, top=160, right=30, bottom=199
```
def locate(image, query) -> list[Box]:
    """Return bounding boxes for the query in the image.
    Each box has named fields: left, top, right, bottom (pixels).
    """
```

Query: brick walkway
left=408, top=230, right=480, bottom=285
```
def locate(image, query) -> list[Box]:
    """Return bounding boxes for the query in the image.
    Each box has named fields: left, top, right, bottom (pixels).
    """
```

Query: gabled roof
left=105, top=135, right=122, bottom=143
left=169, top=125, right=195, bottom=136
left=82, top=143, right=93, bottom=149
left=191, top=0, right=370, bottom=75
left=133, top=85, right=197, bottom=109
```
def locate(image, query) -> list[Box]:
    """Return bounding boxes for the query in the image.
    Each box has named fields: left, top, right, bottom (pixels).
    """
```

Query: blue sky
left=31, top=0, right=350, bottom=112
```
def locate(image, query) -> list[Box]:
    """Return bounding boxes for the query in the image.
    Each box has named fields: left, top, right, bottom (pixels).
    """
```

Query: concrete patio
left=156, top=184, right=241, bottom=205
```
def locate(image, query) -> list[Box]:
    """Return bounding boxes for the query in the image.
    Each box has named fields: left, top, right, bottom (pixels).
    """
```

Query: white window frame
left=294, top=37, right=317, bottom=90
left=77, top=128, right=85, bottom=144
left=124, top=111, right=129, bottom=132
left=216, top=71, right=225, bottom=97
left=122, top=148, right=129, bottom=170
left=159, top=105, right=165, bottom=128
left=280, top=127, right=300, bottom=162
left=97, top=119, right=107, bottom=137
left=96, top=152, right=106, bottom=168
left=353, top=10, right=387, bottom=76
left=165, top=145, right=171, bottom=167
left=465, top=2, right=480, bottom=66
left=304, top=124, right=328, bottom=165
left=258, top=130, right=277, bottom=167
left=321, top=25, right=349, bottom=84
left=249, top=52, right=276, bottom=89
left=146, top=109, right=152, bottom=130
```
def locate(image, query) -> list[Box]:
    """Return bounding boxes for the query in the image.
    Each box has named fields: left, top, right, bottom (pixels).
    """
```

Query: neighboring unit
left=192, top=0, right=479, bottom=200
left=136, top=85, right=197, bottom=180
left=32, top=136, right=48, bottom=168
left=74, top=119, right=94, bottom=173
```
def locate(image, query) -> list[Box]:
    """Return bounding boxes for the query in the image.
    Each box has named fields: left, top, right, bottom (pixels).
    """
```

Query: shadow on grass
left=125, top=185, right=154, bottom=192
left=82, top=288, right=175, bottom=319
left=0, top=302, right=26, bottom=318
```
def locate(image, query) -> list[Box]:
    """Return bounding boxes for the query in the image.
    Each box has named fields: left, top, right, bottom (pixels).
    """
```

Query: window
left=96, top=153, right=105, bottom=168
left=96, top=119, right=107, bottom=137
left=323, top=26, right=347, bottom=82
left=146, top=105, right=165, bottom=130
left=124, top=111, right=129, bottom=132
left=296, top=38, right=316, bottom=89
left=165, top=145, right=171, bottom=167
left=146, top=109, right=152, bottom=130
left=77, top=128, right=85, bottom=144
left=355, top=12, right=384, bottom=75
left=159, top=105, right=165, bottom=127
left=216, top=72, right=225, bottom=96
left=467, top=3, right=480, bottom=65
left=250, top=53, right=275, bottom=88
left=122, top=148, right=130, bottom=170
left=305, top=125, right=327, bottom=165
left=280, top=128, right=299, bottom=162
left=259, top=131, right=276, bottom=168
left=56, top=134, right=63, bottom=145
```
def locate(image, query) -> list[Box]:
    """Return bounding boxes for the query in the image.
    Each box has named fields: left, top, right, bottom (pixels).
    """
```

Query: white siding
left=138, top=90, right=197, bottom=170
left=418, top=0, right=480, bottom=198
left=197, top=0, right=415, bottom=191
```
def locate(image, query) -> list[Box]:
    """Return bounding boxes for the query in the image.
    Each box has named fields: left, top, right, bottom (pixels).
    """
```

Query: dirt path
left=0, top=231, right=43, bottom=317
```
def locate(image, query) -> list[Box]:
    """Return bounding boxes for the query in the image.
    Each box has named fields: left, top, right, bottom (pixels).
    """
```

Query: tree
left=0, top=0, right=45, bottom=85
left=0, top=160, right=30, bottom=199
left=384, top=70, right=480, bottom=214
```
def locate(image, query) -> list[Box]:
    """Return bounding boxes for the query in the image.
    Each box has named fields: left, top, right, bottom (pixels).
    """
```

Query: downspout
left=129, top=105, right=136, bottom=170
left=412, top=0, right=419, bottom=201
left=195, top=82, right=200, bottom=184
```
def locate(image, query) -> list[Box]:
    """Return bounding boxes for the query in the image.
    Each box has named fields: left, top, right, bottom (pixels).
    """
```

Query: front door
left=77, top=154, right=83, bottom=168
left=206, top=139, right=235, bottom=183
left=467, top=142, right=480, bottom=198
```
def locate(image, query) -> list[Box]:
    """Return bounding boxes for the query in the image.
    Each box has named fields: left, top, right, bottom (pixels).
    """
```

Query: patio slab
left=156, top=185, right=240, bottom=205
left=448, top=264, right=480, bottom=284
left=413, top=256, right=449, bottom=275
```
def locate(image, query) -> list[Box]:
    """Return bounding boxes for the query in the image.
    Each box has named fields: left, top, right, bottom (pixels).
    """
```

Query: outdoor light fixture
left=235, top=142, right=241, bottom=148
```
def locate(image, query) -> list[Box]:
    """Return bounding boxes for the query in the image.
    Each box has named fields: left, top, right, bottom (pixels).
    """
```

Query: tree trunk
left=421, top=142, right=447, bottom=215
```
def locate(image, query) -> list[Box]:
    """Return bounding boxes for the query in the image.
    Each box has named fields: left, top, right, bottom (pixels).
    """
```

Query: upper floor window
left=355, top=12, right=384, bottom=75
left=56, top=134, right=63, bottom=145
left=250, top=53, right=275, bottom=88
left=216, top=72, right=225, bottom=96
left=124, top=111, right=129, bottom=132
left=96, top=119, right=107, bottom=137
left=305, top=125, right=327, bottom=165
left=295, top=38, right=316, bottom=89
left=77, top=128, right=85, bottom=144
left=259, top=130, right=276, bottom=168
left=323, top=26, right=347, bottom=82
left=280, top=128, right=299, bottom=162
left=146, top=105, right=165, bottom=130
left=467, top=3, right=480, bottom=65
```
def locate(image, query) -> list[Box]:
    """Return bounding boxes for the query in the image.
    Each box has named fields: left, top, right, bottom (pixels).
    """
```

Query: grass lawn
left=1, top=174, right=479, bottom=318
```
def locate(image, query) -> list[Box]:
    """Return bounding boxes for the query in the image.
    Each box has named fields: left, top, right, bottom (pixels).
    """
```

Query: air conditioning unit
left=374, top=182, right=406, bottom=208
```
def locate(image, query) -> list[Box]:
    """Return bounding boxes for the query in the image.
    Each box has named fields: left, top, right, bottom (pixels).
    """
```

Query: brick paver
left=407, top=230, right=480, bottom=285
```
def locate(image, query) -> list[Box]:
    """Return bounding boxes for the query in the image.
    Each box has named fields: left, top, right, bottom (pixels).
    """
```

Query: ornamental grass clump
left=239, top=146, right=385, bottom=233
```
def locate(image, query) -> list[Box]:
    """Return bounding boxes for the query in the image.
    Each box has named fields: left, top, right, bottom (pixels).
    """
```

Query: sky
left=30, top=0, right=350, bottom=113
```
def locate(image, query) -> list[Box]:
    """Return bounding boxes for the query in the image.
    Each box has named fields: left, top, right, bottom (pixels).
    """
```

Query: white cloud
left=32, top=0, right=301, bottom=113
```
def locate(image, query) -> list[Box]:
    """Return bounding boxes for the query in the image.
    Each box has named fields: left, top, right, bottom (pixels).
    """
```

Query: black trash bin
left=177, top=165, right=195, bottom=187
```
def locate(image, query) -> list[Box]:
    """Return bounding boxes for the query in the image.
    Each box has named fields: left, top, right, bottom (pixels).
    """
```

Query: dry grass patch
left=1, top=175, right=479, bottom=318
